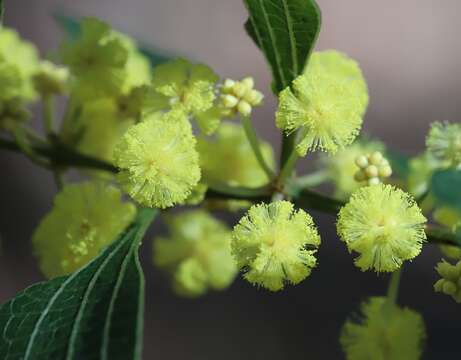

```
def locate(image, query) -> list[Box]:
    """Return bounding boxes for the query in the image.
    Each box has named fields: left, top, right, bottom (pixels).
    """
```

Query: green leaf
left=431, top=169, right=461, bottom=209
left=0, top=208, right=157, bottom=360
left=244, top=0, right=322, bottom=93
left=54, top=13, right=171, bottom=67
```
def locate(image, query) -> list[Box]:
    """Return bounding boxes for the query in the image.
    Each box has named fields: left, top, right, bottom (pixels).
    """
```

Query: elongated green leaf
left=54, top=14, right=171, bottom=67
left=0, top=208, right=157, bottom=360
left=431, top=169, right=461, bottom=210
left=244, top=0, right=321, bottom=93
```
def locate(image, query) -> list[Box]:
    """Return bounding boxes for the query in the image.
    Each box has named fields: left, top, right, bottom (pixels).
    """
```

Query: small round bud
left=378, top=165, right=393, bottom=178
left=369, top=151, right=383, bottom=165
left=244, top=89, right=264, bottom=106
left=232, top=82, right=246, bottom=98
left=442, top=281, right=457, bottom=295
left=435, top=259, right=461, bottom=303
left=222, top=79, right=235, bottom=91
left=355, top=155, right=369, bottom=169
left=365, top=165, right=379, bottom=178
left=237, top=100, right=252, bottom=116
left=241, top=77, right=254, bottom=90
left=221, top=94, right=239, bottom=108
left=380, top=158, right=390, bottom=167
left=367, top=177, right=381, bottom=186
left=354, top=170, right=367, bottom=182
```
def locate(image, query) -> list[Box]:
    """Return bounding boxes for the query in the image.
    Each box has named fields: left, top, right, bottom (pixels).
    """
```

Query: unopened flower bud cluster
left=434, top=259, right=461, bottom=303
left=354, top=151, right=392, bottom=186
left=220, top=77, right=264, bottom=116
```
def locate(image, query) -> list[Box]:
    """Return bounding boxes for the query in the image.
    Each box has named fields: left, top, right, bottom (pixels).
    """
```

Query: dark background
left=1, top=1, right=461, bottom=359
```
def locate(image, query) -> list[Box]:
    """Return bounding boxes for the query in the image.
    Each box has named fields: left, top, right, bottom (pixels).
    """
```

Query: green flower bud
left=434, top=259, right=461, bottom=303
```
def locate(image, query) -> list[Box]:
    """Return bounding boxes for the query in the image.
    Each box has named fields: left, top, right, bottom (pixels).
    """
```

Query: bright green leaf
left=244, top=0, right=322, bottom=93
left=431, top=169, right=461, bottom=209
left=54, top=13, right=171, bottom=67
left=0, top=208, right=157, bottom=360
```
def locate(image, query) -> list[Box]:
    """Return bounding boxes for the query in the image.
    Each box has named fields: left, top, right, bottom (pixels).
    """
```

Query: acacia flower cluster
left=153, top=210, right=237, bottom=297
left=426, top=121, right=461, bottom=168
left=33, top=182, right=136, bottom=278
left=113, top=112, right=200, bottom=208
left=340, top=297, right=426, bottom=360
left=276, top=50, right=368, bottom=155
left=232, top=201, right=320, bottom=291
left=337, top=184, right=427, bottom=272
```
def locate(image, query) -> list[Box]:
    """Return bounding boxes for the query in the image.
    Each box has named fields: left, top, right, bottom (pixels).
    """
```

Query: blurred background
left=1, top=0, right=460, bottom=358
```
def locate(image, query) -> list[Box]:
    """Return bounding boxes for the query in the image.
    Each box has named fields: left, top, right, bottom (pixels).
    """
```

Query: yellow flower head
left=340, top=297, right=426, bottom=360
left=153, top=210, right=237, bottom=297
left=308, top=50, right=369, bottom=111
left=337, top=184, right=427, bottom=272
left=321, top=139, right=385, bottom=199
left=60, top=18, right=128, bottom=100
left=149, top=58, right=218, bottom=116
left=33, top=182, right=136, bottom=278
left=276, top=50, right=367, bottom=155
left=434, top=259, right=461, bottom=303
left=232, top=201, right=320, bottom=291
left=426, top=121, right=461, bottom=168
left=197, top=121, right=274, bottom=188
left=114, top=112, right=201, bottom=208
left=0, top=27, right=39, bottom=101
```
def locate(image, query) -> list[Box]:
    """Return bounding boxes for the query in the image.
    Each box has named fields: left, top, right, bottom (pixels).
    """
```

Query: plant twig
left=0, top=136, right=457, bottom=247
left=240, top=115, right=274, bottom=180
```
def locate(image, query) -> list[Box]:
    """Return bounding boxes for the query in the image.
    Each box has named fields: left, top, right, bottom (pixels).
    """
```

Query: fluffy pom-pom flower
left=337, top=184, right=427, bottom=272
left=320, top=139, right=385, bottom=199
left=232, top=201, right=320, bottom=291
left=113, top=112, right=200, bottom=208
left=0, top=27, right=39, bottom=101
left=60, top=17, right=128, bottom=100
left=32, top=182, right=136, bottom=278
left=149, top=58, right=218, bottom=114
left=307, top=50, right=369, bottom=111
left=276, top=51, right=367, bottom=155
left=434, top=259, right=461, bottom=303
left=153, top=210, right=237, bottom=297
left=426, top=121, right=461, bottom=167
left=340, top=297, right=426, bottom=360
